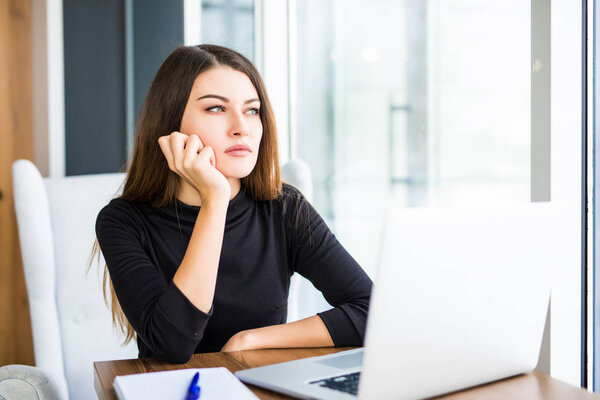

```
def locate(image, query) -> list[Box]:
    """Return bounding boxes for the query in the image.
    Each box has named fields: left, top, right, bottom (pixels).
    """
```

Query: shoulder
left=96, top=198, right=144, bottom=235
left=278, top=182, right=306, bottom=204
left=97, top=198, right=136, bottom=220
left=276, top=182, right=319, bottom=226
left=276, top=183, right=308, bottom=213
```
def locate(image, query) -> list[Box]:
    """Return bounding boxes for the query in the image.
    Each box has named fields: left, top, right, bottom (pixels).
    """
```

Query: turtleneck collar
left=158, top=185, right=253, bottom=224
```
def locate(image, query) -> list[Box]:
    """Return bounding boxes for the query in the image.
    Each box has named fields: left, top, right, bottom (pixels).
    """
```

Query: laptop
left=235, top=203, right=560, bottom=399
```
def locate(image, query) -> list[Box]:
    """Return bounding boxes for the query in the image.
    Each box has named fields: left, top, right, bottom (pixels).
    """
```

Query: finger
left=170, top=132, right=188, bottom=171
left=185, top=134, right=205, bottom=154
left=175, top=131, right=190, bottom=146
left=188, top=134, right=205, bottom=153
left=183, top=135, right=201, bottom=169
left=157, top=136, right=175, bottom=170
left=195, top=146, right=216, bottom=170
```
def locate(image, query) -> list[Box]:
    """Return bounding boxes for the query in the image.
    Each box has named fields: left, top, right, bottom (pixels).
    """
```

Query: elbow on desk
left=142, top=331, right=201, bottom=364
left=155, top=346, right=195, bottom=364
left=138, top=302, right=209, bottom=364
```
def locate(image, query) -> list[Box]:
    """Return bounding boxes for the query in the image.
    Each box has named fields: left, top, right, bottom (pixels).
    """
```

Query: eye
left=206, top=105, right=224, bottom=112
left=246, top=108, right=260, bottom=115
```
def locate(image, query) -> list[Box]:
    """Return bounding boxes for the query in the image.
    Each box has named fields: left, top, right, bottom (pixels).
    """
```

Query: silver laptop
left=236, top=203, right=560, bottom=399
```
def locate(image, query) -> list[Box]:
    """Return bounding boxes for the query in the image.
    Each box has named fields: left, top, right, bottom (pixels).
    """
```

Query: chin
left=220, top=162, right=258, bottom=179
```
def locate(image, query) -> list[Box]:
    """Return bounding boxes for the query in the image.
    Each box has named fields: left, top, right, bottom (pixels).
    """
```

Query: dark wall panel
left=64, top=0, right=126, bottom=175
left=63, top=0, right=183, bottom=175
left=133, top=0, right=184, bottom=123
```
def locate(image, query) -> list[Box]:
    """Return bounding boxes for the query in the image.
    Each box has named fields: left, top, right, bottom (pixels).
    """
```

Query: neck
left=177, top=178, right=241, bottom=206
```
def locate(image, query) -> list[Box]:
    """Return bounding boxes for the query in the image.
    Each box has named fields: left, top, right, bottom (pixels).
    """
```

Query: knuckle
left=191, top=161, right=203, bottom=173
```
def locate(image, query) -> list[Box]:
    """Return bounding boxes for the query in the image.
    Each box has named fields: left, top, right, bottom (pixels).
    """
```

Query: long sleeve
left=282, top=186, right=373, bottom=346
left=95, top=200, right=211, bottom=363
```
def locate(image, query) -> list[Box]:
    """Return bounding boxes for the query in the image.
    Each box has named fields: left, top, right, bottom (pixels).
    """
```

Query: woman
left=95, top=44, right=372, bottom=364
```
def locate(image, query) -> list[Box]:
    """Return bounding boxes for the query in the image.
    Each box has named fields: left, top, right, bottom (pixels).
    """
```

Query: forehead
left=190, top=66, right=258, bottom=98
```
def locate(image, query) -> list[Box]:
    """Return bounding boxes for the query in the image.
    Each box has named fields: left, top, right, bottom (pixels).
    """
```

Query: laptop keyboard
left=310, top=372, right=361, bottom=395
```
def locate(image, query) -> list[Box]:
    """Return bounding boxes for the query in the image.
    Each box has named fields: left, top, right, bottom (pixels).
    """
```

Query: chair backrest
left=12, top=160, right=137, bottom=400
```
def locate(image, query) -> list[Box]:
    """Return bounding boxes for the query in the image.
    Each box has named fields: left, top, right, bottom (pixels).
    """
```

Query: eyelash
left=206, top=105, right=260, bottom=115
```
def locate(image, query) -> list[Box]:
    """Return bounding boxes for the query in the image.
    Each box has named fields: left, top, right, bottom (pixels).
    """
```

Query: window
left=294, top=0, right=531, bottom=277
left=201, top=0, right=256, bottom=61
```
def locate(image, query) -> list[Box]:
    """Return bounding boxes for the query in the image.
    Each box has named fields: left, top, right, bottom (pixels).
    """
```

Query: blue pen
left=185, top=371, right=201, bottom=400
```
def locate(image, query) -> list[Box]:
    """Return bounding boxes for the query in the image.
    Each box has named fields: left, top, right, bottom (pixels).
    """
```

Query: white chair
left=5, top=158, right=326, bottom=400
left=10, top=159, right=137, bottom=400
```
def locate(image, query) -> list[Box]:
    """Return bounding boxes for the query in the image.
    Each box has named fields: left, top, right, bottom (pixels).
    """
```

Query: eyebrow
left=196, top=94, right=260, bottom=105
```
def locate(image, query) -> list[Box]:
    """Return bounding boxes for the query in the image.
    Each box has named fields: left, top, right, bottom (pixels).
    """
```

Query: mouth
left=225, top=144, right=252, bottom=157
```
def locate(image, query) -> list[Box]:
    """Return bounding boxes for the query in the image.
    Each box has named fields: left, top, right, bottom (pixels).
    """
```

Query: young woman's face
left=180, top=66, right=263, bottom=179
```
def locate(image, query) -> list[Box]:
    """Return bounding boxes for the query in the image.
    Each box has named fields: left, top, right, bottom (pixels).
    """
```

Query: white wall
left=32, top=0, right=65, bottom=178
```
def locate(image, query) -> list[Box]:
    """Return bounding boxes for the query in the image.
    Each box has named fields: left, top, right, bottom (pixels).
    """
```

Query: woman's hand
left=221, top=330, right=257, bottom=352
left=158, top=132, right=231, bottom=204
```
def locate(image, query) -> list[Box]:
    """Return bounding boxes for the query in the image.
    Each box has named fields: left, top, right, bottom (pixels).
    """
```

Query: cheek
left=181, top=116, right=223, bottom=146
left=252, top=121, right=263, bottom=143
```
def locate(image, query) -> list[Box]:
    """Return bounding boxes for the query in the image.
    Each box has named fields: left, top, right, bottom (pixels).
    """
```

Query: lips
left=225, top=144, right=252, bottom=157
left=225, top=144, right=252, bottom=153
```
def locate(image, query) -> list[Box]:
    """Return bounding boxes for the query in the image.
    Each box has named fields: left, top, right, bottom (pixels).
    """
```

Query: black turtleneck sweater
left=95, top=183, right=372, bottom=363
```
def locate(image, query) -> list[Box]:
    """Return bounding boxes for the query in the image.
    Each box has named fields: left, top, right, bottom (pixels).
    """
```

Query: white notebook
left=113, top=367, right=259, bottom=400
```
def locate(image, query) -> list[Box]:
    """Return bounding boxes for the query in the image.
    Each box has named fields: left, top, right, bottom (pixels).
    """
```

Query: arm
left=159, top=132, right=231, bottom=313
left=222, top=185, right=372, bottom=352
left=172, top=198, right=228, bottom=313
left=96, top=133, right=231, bottom=363
left=97, top=204, right=212, bottom=363
left=285, top=186, right=373, bottom=347
left=221, top=315, right=334, bottom=352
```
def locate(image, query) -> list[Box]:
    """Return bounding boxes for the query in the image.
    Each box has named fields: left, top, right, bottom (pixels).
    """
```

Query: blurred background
left=48, top=0, right=533, bottom=278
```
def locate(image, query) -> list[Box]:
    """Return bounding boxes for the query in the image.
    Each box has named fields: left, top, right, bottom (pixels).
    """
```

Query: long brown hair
left=91, top=44, right=281, bottom=344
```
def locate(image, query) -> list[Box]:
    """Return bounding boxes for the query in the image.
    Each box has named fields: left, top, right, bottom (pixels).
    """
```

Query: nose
left=229, top=110, right=249, bottom=137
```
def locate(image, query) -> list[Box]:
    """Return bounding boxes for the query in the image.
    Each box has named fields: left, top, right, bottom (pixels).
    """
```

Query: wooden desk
left=94, top=347, right=600, bottom=400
